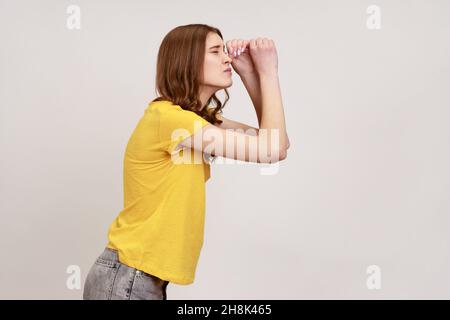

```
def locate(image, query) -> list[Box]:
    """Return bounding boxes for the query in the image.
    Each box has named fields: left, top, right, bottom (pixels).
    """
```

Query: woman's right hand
left=249, top=37, right=278, bottom=76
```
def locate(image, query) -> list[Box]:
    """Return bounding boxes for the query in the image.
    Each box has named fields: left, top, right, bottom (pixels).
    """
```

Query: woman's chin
left=224, top=80, right=233, bottom=88
left=214, top=80, right=233, bottom=90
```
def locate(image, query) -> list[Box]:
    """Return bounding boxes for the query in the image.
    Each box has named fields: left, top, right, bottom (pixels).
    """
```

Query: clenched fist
left=248, top=37, right=278, bottom=76
left=226, top=37, right=278, bottom=77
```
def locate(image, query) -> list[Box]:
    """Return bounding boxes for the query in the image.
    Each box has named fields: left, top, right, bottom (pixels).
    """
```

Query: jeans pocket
left=83, top=259, right=119, bottom=300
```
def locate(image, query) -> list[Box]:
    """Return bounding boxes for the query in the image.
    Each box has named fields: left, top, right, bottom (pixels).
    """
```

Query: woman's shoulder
left=148, top=98, right=181, bottom=110
left=147, top=98, right=213, bottom=124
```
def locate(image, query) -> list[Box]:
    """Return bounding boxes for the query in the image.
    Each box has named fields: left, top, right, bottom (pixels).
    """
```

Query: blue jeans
left=83, top=247, right=169, bottom=300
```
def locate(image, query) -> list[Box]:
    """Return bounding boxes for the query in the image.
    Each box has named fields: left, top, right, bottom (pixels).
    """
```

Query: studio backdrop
left=1, top=0, right=449, bottom=299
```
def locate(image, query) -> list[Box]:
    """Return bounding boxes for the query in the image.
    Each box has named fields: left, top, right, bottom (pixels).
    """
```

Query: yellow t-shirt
left=106, top=99, right=212, bottom=285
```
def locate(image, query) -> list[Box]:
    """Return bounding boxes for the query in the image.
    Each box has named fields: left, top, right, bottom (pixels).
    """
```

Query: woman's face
left=201, top=32, right=233, bottom=91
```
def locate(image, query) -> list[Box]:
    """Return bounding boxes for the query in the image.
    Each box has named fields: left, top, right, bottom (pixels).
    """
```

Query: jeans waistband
left=99, top=247, right=120, bottom=262
left=100, top=247, right=169, bottom=287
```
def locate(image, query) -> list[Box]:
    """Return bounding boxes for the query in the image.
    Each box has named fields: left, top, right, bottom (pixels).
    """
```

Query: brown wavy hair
left=151, top=23, right=229, bottom=125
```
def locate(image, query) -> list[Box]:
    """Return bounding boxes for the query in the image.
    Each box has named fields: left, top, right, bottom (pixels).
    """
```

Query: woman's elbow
left=268, top=148, right=288, bottom=163
left=279, top=148, right=288, bottom=161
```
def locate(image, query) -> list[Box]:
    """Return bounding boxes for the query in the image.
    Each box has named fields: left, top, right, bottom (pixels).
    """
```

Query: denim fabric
left=83, top=247, right=169, bottom=300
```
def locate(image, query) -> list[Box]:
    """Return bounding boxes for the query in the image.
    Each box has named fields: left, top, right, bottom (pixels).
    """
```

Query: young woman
left=82, top=23, right=289, bottom=300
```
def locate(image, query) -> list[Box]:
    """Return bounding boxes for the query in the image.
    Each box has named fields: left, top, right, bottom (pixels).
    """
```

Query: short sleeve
left=159, top=108, right=211, bottom=155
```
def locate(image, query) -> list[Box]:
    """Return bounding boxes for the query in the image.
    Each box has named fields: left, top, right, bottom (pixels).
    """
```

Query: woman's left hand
left=225, top=39, right=256, bottom=77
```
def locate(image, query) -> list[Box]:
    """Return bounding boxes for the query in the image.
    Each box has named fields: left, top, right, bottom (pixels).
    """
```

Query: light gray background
left=1, top=0, right=449, bottom=299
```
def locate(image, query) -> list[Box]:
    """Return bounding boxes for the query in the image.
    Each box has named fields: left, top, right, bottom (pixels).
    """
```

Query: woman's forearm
left=258, top=72, right=289, bottom=153
left=240, top=72, right=263, bottom=127
left=240, top=71, right=290, bottom=150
